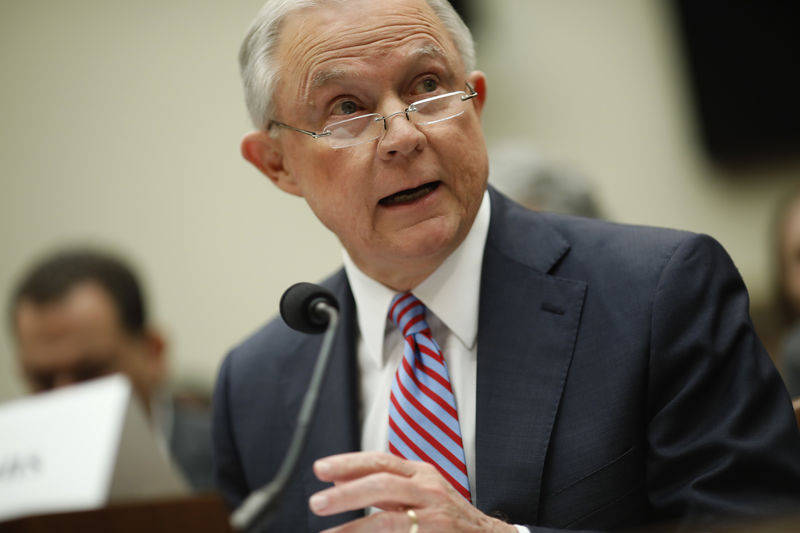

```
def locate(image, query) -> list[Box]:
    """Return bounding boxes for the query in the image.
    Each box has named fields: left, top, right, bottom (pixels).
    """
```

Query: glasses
left=269, top=83, right=478, bottom=149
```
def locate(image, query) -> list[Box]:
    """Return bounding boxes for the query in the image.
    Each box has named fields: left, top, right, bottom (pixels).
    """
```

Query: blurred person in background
left=489, top=143, right=604, bottom=219
left=774, top=186, right=800, bottom=400
left=8, top=248, right=215, bottom=492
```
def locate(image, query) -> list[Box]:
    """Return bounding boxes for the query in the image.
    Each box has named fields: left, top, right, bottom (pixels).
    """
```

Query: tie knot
left=388, top=292, right=430, bottom=338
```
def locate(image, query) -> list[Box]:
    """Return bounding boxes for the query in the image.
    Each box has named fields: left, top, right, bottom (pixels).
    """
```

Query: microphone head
left=280, top=282, right=339, bottom=334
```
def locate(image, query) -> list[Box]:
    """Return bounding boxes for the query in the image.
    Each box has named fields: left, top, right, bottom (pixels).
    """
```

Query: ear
left=143, top=328, right=168, bottom=385
left=241, top=131, right=303, bottom=197
left=466, top=70, right=487, bottom=118
left=127, top=328, right=169, bottom=414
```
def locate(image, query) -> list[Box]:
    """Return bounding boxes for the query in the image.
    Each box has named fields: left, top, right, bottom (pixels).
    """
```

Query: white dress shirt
left=342, top=190, right=531, bottom=532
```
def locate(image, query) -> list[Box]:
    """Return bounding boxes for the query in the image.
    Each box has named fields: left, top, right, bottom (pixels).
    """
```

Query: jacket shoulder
left=222, top=269, right=351, bottom=377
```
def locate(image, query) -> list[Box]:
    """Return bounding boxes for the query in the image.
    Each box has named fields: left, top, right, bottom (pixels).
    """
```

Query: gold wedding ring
left=406, top=508, right=419, bottom=533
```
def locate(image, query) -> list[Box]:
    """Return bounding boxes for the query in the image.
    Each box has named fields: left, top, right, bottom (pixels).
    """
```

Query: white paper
left=0, top=374, right=187, bottom=523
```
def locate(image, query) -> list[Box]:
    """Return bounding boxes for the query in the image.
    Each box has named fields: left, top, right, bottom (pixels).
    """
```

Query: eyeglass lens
left=326, top=91, right=467, bottom=148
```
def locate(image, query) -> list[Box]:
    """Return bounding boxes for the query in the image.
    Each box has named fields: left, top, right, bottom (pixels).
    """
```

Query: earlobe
left=240, top=131, right=303, bottom=197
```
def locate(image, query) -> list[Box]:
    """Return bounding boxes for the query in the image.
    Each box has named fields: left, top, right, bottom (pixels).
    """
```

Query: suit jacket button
left=489, top=510, right=510, bottom=522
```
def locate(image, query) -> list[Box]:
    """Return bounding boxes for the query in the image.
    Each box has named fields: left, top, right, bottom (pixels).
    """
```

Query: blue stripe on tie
left=388, top=424, right=421, bottom=462
left=393, top=298, right=423, bottom=328
left=396, top=300, right=422, bottom=323
left=391, top=376, right=464, bottom=457
left=400, top=315, right=426, bottom=337
left=388, top=292, right=471, bottom=501
left=413, top=351, right=455, bottom=398
left=415, top=334, right=443, bottom=357
left=388, top=401, right=469, bottom=487
left=408, top=362, right=458, bottom=413
left=395, top=357, right=461, bottom=435
left=408, top=342, right=458, bottom=408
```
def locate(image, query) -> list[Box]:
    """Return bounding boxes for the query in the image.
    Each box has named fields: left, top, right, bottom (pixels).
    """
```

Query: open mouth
left=379, top=181, right=440, bottom=207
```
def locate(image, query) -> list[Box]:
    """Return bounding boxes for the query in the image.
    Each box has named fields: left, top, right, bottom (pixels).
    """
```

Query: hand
left=309, top=451, right=516, bottom=533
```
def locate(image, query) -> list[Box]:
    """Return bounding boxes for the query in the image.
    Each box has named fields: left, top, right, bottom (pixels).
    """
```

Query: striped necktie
left=387, top=292, right=471, bottom=501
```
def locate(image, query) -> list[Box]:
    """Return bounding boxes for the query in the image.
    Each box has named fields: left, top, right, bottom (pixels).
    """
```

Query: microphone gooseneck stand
left=229, top=284, right=340, bottom=532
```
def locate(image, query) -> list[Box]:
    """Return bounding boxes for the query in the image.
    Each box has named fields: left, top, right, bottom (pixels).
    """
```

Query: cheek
left=444, top=133, right=488, bottom=198
left=301, top=156, right=375, bottom=232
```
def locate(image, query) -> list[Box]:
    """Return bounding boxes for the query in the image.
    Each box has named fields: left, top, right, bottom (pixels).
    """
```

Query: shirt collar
left=343, top=189, right=491, bottom=366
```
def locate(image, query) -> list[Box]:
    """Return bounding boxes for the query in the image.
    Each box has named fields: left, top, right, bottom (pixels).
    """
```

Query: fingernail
left=315, top=459, right=332, bottom=475
left=309, top=493, right=328, bottom=512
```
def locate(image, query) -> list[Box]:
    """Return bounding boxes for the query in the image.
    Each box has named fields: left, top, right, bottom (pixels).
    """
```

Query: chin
left=397, top=217, right=463, bottom=259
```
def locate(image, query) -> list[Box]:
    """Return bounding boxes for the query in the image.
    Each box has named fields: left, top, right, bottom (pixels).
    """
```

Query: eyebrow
left=311, top=67, right=349, bottom=90
left=411, top=44, right=446, bottom=61
left=309, top=44, right=448, bottom=91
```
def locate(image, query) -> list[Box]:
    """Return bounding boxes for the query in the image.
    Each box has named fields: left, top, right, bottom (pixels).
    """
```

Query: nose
left=377, top=107, right=426, bottom=160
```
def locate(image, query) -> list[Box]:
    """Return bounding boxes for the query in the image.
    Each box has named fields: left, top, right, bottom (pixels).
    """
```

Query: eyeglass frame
left=267, top=82, right=478, bottom=147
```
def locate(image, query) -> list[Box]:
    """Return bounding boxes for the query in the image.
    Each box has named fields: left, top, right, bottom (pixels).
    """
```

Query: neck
left=349, top=252, right=448, bottom=292
left=361, top=262, right=436, bottom=293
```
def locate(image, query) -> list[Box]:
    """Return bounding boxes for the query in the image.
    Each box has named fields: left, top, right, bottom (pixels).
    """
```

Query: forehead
left=275, top=0, right=462, bottom=102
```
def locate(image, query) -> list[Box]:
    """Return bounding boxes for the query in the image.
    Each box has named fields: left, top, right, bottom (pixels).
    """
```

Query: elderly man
left=212, top=0, right=800, bottom=531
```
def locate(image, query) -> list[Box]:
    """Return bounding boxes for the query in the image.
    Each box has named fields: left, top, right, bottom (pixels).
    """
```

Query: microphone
left=279, top=282, right=339, bottom=334
left=230, top=283, right=340, bottom=532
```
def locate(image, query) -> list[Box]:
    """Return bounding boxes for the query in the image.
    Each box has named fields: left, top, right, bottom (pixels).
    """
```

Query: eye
left=416, top=78, right=439, bottom=94
left=331, top=99, right=361, bottom=116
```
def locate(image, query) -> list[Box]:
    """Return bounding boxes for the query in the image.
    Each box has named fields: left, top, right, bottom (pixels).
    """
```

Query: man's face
left=14, top=282, right=164, bottom=407
left=248, top=0, right=488, bottom=289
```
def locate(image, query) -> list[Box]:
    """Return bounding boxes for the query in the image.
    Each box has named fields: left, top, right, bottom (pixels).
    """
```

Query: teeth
left=381, top=182, right=438, bottom=206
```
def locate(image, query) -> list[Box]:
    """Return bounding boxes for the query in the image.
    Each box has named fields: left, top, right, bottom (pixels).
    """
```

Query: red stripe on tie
left=416, top=344, right=451, bottom=390
left=389, top=418, right=471, bottom=501
left=402, top=313, right=425, bottom=337
left=389, top=293, right=414, bottom=321
left=397, top=301, right=421, bottom=328
left=402, top=355, right=459, bottom=421
left=387, top=293, right=471, bottom=502
left=417, top=340, right=445, bottom=365
left=390, top=394, right=468, bottom=476
left=398, top=361, right=463, bottom=445
left=402, top=355, right=459, bottom=422
left=389, top=441, right=406, bottom=459
left=415, top=357, right=451, bottom=392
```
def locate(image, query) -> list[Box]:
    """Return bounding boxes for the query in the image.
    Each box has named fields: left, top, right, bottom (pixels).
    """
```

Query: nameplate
left=0, top=374, right=187, bottom=522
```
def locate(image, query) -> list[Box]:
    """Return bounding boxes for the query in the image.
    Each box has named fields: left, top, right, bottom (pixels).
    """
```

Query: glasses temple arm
left=269, top=120, right=331, bottom=139
left=462, top=81, right=478, bottom=101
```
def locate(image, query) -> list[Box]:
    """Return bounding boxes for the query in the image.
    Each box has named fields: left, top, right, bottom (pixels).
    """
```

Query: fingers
left=314, top=451, right=418, bottom=483
left=309, top=452, right=514, bottom=532
left=310, top=471, right=424, bottom=515
left=311, top=452, right=451, bottom=516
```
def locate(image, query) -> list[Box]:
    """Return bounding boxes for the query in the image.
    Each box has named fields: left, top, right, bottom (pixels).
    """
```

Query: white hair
left=238, top=0, right=477, bottom=130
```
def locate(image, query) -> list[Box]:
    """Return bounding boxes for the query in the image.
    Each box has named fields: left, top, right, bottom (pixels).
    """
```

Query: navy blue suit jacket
left=213, top=188, right=800, bottom=531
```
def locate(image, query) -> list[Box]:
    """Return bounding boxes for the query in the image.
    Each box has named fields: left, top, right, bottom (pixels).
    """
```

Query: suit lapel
left=475, top=189, right=587, bottom=524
